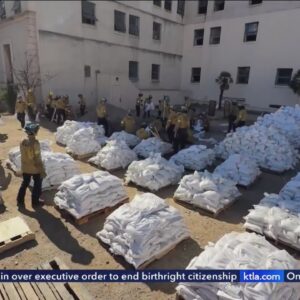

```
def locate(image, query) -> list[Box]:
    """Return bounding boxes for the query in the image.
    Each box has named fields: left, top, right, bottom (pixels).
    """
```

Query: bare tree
left=215, top=71, right=233, bottom=110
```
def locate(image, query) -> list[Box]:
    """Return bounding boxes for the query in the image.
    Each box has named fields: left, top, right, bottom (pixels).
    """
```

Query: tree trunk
left=218, top=89, right=224, bottom=110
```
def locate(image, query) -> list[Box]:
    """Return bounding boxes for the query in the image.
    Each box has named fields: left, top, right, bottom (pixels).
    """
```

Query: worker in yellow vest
left=78, top=94, right=86, bottom=116
left=234, top=105, right=247, bottom=131
left=121, top=111, right=136, bottom=134
left=45, top=92, right=54, bottom=120
left=15, top=95, right=27, bottom=128
left=165, top=107, right=177, bottom=143
left=173, top=108, right=190, bottom=153
left=26, top=88, right=36, bottom=122
left=97, top=98, right=108, bottom=135
left=135, top=93, right=143, bottom=117
left=55, top=96, right=66, bottom=125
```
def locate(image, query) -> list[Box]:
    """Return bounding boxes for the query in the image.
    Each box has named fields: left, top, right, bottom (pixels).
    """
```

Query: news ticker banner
left=0, top=270, right=299, bottom=283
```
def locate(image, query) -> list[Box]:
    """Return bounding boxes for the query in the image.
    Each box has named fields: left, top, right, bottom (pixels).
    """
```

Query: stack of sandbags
left=88, top=140, right=137, bottom=170
left=54, top=171, right=127, bottom=219
left=108, top=131, right=140, bottom=148
left=279, top=172, right=300, bottom=202
left=214, top=124, right=298, bottom=172
left=256, top=105, right=300, bottom=148
left=97, top=193, right=189, bottom=268
left=177, top=232, right=300, bottom=300
left=133, top=137, right=173, bottom=158
left=214, top=154, right=261, bottom=186
left=193, top=120, right=205, bottom=141
left=170, top=145, right=215, bottom=171
left=55, top=121, right=106, bottom=146
left=125, top=153, right=184, bottom=191
left=174, top=170, right=240, bottom=214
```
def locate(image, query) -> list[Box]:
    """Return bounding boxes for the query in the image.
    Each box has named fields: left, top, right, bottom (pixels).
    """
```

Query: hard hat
left=100, top=97, right=107, bottom=103
left=49, top=91, right=53, bottom=96
left=28, top=88, right=32, bottom=92
left=24, top=122, right=40, bottom=135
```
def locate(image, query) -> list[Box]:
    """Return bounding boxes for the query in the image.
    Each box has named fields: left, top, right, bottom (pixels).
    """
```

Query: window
left=250, top=0, right=263, bottom=5
left=12, top=0, right=21, bottom=14
left=177, top=0, right=185, bottom=16
left=191, top=68, right=201, bottom=83
left=244, top=22, right=258, bottom=42
left=275, top=68, right=293, bottom=85
left=198, top=0, right=208, bottom=14
left=0, top=0, right=6, bottom=19
left=114, top=10, right=126, bottom=33
left=236, top=67, right=250, bottom=84
left=151, top=64, right=160, bottom=81
left=82, top=1, right=96, bottom=25
left=209, top=27, right=221, bottom=44
left=84, top=65, right=91, bottom=78
left=164, top=0, right=172, bottom=11
left=153, top=22, right=161, bottom=40
left=129, top=15, right=139, bottom=36
left=194, top=29, right=204, bottom=46
left=129, top=61, right=139, bottom=80
left=214, top=0, right=225, bottom=11
left=153, top=0, right=161, bottom=7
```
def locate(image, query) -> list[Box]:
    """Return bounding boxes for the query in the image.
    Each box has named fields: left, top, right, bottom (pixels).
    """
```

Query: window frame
left=151, top=64, right=160, bottom=81
left=164, top=0, right=172, bottom=11
left=275, top=68, right=293, bottom=86
left=191, top=67, right=201, bottom=83
left=153, top=21, right=162, bottom=41
left=114, top=10, right=126, bottom=33
left=236, top=67, right=250, bottom=84
left=153, top=0, right=161, bottom=7
left=129, top=61, right=139, bottom=81
left=249, top=0, right=263, bottom=5
left=84, top=65, right=91, bottom=78
left=209, top=26, right=221, bottom=45
left=244, top=22, right=259, bottom=42
left=214, top=0, right=225, bottom=12
left=177, top=0, right=185, bottom=16
left=129, top=14, right=140, bottom=37
left=81, top=0, right=96, bottom=25
left=198, top=0, right=208, bottom=14
left=13, top=0, right=21, bottom=14
left=194, top=29, right=204, bottom=46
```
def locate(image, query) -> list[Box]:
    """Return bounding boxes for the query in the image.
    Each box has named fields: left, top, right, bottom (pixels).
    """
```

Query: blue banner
left=240, top=270, right=284, bottom=282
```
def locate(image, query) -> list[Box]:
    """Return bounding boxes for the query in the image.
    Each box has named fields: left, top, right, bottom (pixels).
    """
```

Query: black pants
left=173, top=128, right=188, bottom=153
left=17, top=173, right=42, bottom=205
left=46, top=105, right=52, bottom=120
left=57, top=109, right=65, bottom=125
left=234, top=121, right=245, bottom=131
left=80, top=104, right=86, bottom=116
left=27, top=106, right=36, bottom=122
left=167, top=125, right=175, bottom=143
left=158, top=111, right=162, bottom=117
left=147, top=111, right=150, bottom=118
left=136, top=105, right=140, bottom=117
left=98, top=117, right=108, bottom=136
left=228, top=115, right=236, bottom=133
left=143, top=110, right=146, bottom=119
left=17, top=112, right=25, bottom=128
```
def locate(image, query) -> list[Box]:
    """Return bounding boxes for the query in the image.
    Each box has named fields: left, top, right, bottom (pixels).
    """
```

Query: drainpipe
left=95, top=70, right=100, bottom=105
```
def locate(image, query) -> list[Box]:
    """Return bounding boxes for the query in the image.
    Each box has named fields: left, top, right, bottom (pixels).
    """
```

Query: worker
left=78, top=94, right=86, bottom=116
left=16, top=122, right=46, bottom=209
left=228, top=101, right=239, bottom=133
left=165, top=106, right=177, bottom=143
left=135, top=93, right=143, bottom=117
left=55, top=96, right=66, bottom=125
left=151, top=117, right=163, bottom=133
left=145, top=95, right=155, bottom=118
left=162, top=96, right=170, bottom=125
left=158, top=99, right=164, bottom=118
left=136, top=123, right=149, bottom=140
left=45, top=91, right=54, bottom=121
left=184, top=96, right=191, bottom=111
left=234, top=105, right=247, bottom=131
left=26, top=88, right=36, bottom=122
left=15, top=95, right=27, bottom=128
left=173, top=108, right=190, bottom=153
left=121, top=111, right=136, bottom=134
left=97, top=98, right=108, bottom=135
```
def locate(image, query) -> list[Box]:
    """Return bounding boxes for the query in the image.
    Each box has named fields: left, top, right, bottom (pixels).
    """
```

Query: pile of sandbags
left=97, top=193, right=189, bottom=268
left=170, top=145, right=215, bottom=171
left=133, top=137, right=173, bottom=158
left=54, top=171, right=127, bottom=219
left=55, top=121, right=106, bottom=146
left=256, top=105, right=300, bottom=148
left=279, top=172, right=300, bottom=202
left=215, top=124, right=298, bottom=172
left=108, top=131, right=140, bottom=148
left=177, top=232, right=300, bottom=300
left=88, top=140, right=137, bottom=170
left=174, top=170, right=240, bottom=214
left=193, top=120, right=205, bottom=141
left=125, top=153, right=184, bottom=191
left=214, top=154, right=261, bottom=186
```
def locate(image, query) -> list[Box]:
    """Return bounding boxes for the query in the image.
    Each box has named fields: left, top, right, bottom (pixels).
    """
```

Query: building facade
left=0, top=0, right=300, bottom=111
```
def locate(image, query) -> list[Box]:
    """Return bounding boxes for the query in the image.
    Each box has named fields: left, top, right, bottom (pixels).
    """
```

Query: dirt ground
left=0, top=114, right=299, bottom=300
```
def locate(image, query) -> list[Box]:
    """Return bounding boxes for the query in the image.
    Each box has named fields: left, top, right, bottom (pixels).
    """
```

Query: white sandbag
left=193, top=120, right=205, bottom=141
left=54, top=170, right=127, bottom=219
left=170, top=145, right=215, bottom=171
left=133, top=137, right=173, bottom=158
left=214, top=124, right=298, bottom=172
left=174, top=170, right=240, bottom=214
left=97, top=193, right=189, bottom=268
left=177, top=232, right=300, bottom=300
left=280, top=172, right=300, bottom=202
left=125, top=153, right=184, bottom=191
left=214, top=154, right=261, bottom=186
left=108, top=131, right=140, bottom=148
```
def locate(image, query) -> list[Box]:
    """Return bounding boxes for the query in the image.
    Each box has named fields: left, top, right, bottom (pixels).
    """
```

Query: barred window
left=129, top=15, right=139, bottom=36
left=275, top=68, right=293, bottom=85
left=244, top=22, right=259, bottom=42
left=153, top=0, right=161, bottom=7
left=82, top=1, right=96, bottom=25
left=191, top=68, right=201, bottom=83
left=214, top=0, right=225, bottom=11
left=198, top=0, right=208, bottom=14
left=177, top=0, right=185, bottom=16
left=84, top=65, right=91, bottom=78
left=12, top=0, right=21, bottom=14
left=151, top=64, right=160, bottom=81
left=153, top=22, right=161, bottom=40
left=209, top=27, right=221, bottom=45
left=114, top=10, right=126, bottom=33
left=129, top=61, right=139, bottom=80
left=0, top=0, right=6, bottom=20
left=194, top=29, right=204, bottom=46
left=236, top=67, right=250, bottom=84
left=164, top=0, right=172, bottom=11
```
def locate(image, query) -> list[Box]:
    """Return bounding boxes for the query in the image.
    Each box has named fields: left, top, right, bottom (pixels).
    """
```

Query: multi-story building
left=0, top=0, right=300, bottom=111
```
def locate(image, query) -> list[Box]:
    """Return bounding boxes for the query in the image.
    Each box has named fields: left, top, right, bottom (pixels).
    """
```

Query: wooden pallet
left=0, top=217, right=35, bottom=255
left=174, top=197, right=238, bottom=218
left=260, top=167, right=286, bottom=176
left=0, top=257, right=92, bottom=300
left=56, top=197, right=129, bottom=225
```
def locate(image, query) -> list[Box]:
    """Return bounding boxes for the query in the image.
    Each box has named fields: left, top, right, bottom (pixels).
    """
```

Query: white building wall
left=182, top=1, right=300, bottom=110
